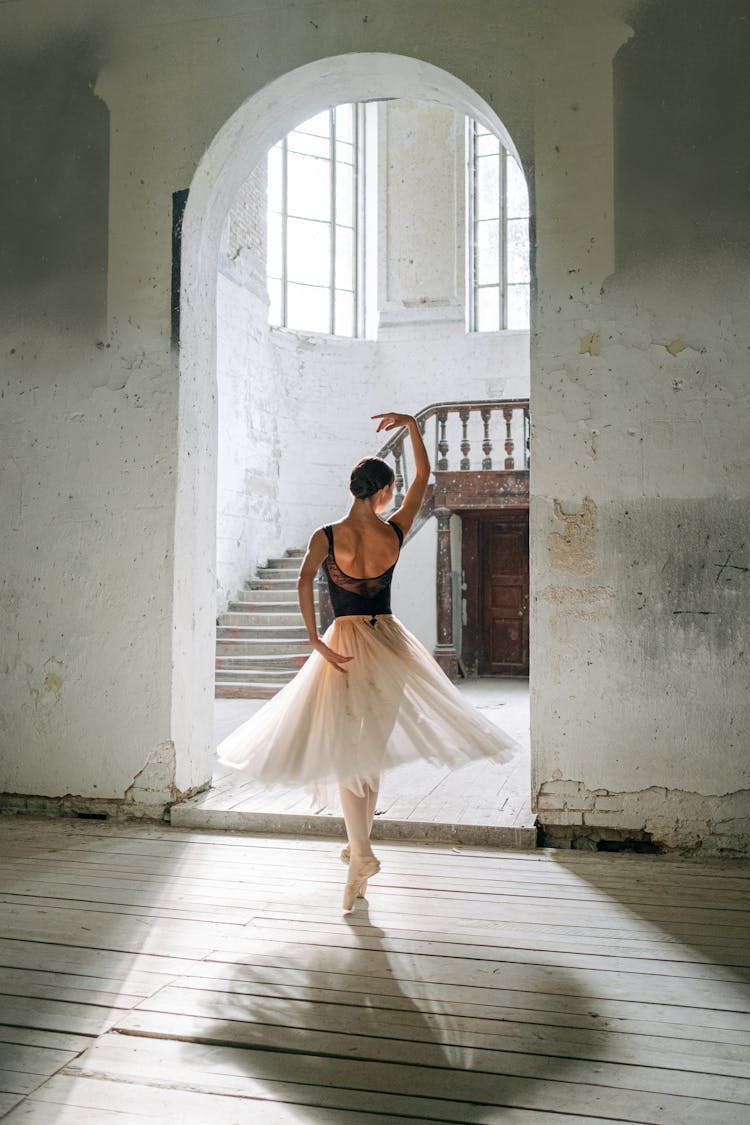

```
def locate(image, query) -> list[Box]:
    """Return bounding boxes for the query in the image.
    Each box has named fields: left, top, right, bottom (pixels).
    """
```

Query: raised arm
left=297, top=528, right=353, bottom=674
left=372, top=412, right=430, bottom=537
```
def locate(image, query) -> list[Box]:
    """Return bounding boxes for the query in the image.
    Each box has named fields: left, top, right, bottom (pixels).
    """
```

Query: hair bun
left=349, top=457, right=395, bottom=500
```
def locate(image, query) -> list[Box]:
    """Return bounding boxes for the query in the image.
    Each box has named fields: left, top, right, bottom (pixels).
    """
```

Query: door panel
left=480, top=519, right=529, bottom=675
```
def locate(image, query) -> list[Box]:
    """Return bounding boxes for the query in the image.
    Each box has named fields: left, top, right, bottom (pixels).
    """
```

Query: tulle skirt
left=216, top=614, right=521, bottom=803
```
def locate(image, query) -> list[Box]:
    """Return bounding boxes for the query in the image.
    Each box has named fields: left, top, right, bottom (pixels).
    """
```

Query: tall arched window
left=266, top=104, right=362, bottom=337
left=467, top=120, right=530, bottom=331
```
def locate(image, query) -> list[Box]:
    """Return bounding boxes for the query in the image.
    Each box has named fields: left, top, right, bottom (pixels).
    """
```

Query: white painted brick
left=582, top=810, right=643, bottom=828
left=593, top=795, right=625, bottom=812
left=538, top=809, right=584, bottom=826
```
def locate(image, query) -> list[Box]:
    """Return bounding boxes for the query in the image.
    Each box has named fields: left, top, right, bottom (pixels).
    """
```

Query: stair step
left=217, top=616, right=308, bottom=634
left=285, top=548, right=305, bottom=558
left=216, top=667, right=299, bottom=683
left=264, top=556, right=303, bottom=570
left=216, top=653, right=308, bottom=669
left=219, top=611, right=303, bottom=628
left=235, top=589, right=308, bottom=605
left=247, top=576, right=298, bottom=589
left=217, top=625, right=308, bottom=641
left=216, top=640, right=311, bottom=657
left=215, top=683, right=279, bottom=699
left=229, top=600, right=312, bottom=614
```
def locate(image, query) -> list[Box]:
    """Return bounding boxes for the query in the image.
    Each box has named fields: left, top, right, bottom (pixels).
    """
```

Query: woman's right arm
left=372, top=412, right=430, bottom=537
left=297, top=529, right=353, bottom=674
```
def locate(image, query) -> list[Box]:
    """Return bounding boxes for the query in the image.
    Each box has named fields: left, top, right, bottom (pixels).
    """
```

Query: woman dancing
left=217, top=412, right=520, bottom=910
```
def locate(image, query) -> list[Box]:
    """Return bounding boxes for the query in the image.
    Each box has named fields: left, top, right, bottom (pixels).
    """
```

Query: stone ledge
left=169, top=804, right=538, bottom=849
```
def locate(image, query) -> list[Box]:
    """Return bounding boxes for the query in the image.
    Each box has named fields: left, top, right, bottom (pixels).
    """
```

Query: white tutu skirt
left=216, top=614, right=521, bottom=803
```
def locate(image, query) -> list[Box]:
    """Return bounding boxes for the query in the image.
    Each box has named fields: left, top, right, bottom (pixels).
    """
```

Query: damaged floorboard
left=0, top=818, right=749, bottom=1123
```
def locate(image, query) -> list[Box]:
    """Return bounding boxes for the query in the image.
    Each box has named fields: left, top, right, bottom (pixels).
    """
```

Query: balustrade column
left=481, top=407, right=493, bottom=470
left=503, top=406, right=515, bottom=470
left=459, top=408, right=471, bottom=470
left=436, top=410, right=449, bottom=471
left=433, top=506, right=459, bottom=680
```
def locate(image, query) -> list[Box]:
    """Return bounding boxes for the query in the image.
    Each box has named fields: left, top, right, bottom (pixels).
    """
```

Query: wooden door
left=479, top=518, right=529, bottom=675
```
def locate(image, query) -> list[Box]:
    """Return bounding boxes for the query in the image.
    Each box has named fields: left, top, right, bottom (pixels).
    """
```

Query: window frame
left=267, top=104, right=365, bottom=339
left=466, top=119, right=530, bottom=333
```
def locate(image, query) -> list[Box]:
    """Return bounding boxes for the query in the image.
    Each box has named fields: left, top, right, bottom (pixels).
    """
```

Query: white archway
left=171, top=52, right=526, bottom=793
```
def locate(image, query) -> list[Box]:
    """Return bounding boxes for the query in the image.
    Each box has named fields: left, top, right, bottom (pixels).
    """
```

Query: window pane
left=335, top=103, right=354, bottom=143
left=507, top=284, right=530, bottom=330
left=476, top=131, right=500, bottom=157
left=475, top=154, right=500, bottom=220
left=286, top=130, right=331, bottom=159
left=506, top=154, right=529, bottom=219
left=334, top=289, right=354, bottom=336
left=335, top=162, right=354, bottom=227
left=267, top=144, right=283, bottom=212
left=475, top=219, right=500, bottom=285
left=506, top=218, right=530, bottom=284
left=296, top=109, right=331, bottom=138
left=287, top=283, right=330, bottom=333
left=476, top=286, right=500, bottom=332
left=286, top=217, right=330, bottom=286
left=286, top=152, right=330, bottom=221
left=266, top=211, right=282, bottom=279
left=267, top=277, right=282, bottom=326
left=335, top=225, right=354, bottom=290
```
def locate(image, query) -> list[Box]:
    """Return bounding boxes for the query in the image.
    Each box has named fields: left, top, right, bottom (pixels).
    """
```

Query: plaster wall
left=215, top=163, right=286, bottom=612
left=529, top=2, right=750, bottom=851
left=0, top=1, right=747, bottom=850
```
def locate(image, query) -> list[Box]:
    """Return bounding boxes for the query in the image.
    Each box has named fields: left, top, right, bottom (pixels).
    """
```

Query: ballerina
left=217, top=412, right=521, bottom=910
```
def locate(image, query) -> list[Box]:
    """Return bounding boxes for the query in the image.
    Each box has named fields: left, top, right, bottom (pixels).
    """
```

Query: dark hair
left=349, top=457, right=395, bottom=500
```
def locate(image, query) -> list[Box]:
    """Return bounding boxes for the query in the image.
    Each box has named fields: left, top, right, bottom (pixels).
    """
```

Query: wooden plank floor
left=173, top=678, right=535, bottom=845
left=1, top=817, right=749, bottom=1123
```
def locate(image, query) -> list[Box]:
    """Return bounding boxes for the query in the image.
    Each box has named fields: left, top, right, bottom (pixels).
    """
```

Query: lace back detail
left=321, top=522, right=403, bottom=619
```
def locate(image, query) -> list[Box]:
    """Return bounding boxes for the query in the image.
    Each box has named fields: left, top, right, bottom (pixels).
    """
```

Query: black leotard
left=321, top=521, right=404, bottom=623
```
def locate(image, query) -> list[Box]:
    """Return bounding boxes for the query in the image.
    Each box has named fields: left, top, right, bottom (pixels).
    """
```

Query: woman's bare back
left=328, top=517, right=402, bottom=579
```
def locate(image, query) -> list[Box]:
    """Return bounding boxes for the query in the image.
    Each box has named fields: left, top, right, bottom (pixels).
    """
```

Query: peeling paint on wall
left=547, top=497, right=597, bottom=574
left=579, top=331, right=600, bottom=356
left=124, top=740, right=177, bottom=805
left=541, top=584, right=613, bottom=620
left=535, top=777, right=750, bottom=854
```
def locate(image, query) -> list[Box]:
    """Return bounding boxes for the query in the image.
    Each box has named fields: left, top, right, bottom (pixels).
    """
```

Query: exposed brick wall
left=220, top=157, right=268, bottom=291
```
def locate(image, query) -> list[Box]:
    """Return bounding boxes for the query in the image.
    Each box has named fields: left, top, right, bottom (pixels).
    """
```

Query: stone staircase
left=215, top=549, right=315, bottom=699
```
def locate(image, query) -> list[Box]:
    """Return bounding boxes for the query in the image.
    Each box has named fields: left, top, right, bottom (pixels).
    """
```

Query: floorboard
left=0, top=816, right=748, bottom=1124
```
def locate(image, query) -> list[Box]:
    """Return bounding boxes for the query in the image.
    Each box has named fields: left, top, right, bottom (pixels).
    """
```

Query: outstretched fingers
left=372, top=412, right=405, bottom=433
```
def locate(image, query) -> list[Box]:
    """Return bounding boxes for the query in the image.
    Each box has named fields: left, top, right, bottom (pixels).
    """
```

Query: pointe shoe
left=340, top=845, right=351, bottom=865
left=342, top=855, right=380, bottom=911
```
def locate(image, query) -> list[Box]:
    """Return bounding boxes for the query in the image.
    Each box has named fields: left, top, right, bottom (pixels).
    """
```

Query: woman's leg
left=339, top=783, right=380, bottom=909
left=339, top=783, right=376, bottom=859
left=366, top=777, right=380, bottom=834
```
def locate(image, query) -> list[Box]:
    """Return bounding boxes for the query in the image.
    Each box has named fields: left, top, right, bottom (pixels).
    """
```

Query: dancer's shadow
left=175, top=892, right=610, bottom=1120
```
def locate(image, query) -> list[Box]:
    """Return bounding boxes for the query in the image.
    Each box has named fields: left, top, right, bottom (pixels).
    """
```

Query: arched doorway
left=171, top=53, right=530, bottom=798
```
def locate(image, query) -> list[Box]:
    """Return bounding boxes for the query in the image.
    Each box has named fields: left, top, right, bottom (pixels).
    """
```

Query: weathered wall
left=0, top=0, right=747, bottom=849
left=530, top=0, right=750, bottom=852
left=216, top=162, right=286, bottom=613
